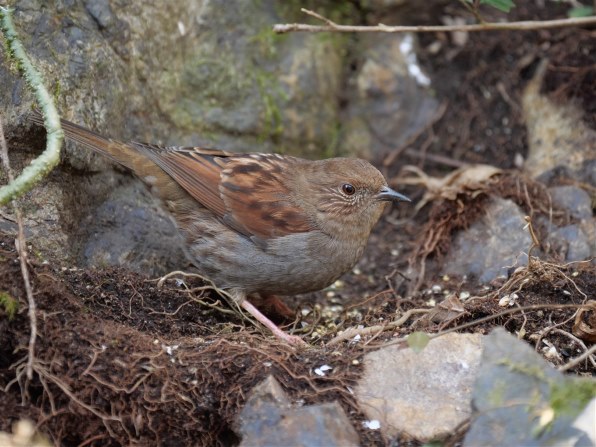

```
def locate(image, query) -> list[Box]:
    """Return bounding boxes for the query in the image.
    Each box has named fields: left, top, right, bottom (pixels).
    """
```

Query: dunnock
left=31, top=113, right=410, bottom=346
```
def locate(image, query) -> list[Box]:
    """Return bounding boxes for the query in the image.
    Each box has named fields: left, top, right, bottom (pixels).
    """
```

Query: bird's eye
left=341, top=183, right=356, bottom=195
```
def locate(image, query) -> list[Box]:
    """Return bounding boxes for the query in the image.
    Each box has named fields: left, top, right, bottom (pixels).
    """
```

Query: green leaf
left=481, top=0, right=515, bottom=13
left=568, top=6, right=594, bottom=17
left=407, top=332, right=430, bottom=353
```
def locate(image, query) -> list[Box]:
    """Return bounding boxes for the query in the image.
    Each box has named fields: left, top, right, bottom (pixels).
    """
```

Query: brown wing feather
left=135, top=146, right=315, bottom=240
left=220, top=155, right=316, bottom=239
left=134, top=145, right=229, bottom=217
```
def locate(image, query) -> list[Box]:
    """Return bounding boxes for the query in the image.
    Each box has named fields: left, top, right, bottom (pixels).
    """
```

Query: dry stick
left=274, top=8, right=596, bottom=34
left=370, top=303, right=592, bottom=349
left=551, top=328, right=596, bottom=369
left=559, top=344, right=596, bottom=372
left=431, top=303, right=591, bottom=340
left=0, top=116, right=37, bottom=380
left=326, top=308, right=430, bottom=346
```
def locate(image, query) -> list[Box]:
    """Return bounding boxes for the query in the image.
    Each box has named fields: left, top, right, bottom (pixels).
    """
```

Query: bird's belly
left=184, top=218, right=363, bottom=295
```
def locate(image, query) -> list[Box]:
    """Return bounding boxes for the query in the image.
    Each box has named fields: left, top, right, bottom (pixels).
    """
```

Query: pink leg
left=240, top=299, right=307, bottom=347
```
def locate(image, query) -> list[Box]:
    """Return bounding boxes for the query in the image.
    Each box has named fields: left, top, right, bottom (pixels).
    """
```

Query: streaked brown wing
left=133, top=144, right=230, bottom=217
left=133, top=145, right=315, bottom=240
left=220, top=154, right=316, bottom=240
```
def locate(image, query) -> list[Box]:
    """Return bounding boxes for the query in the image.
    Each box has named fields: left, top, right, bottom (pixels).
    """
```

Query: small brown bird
left=31, top=112, right=410, bottom=346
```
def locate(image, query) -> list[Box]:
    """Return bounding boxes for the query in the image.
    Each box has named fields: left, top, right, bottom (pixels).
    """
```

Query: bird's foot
left=239, top=298, right=307, bottom=347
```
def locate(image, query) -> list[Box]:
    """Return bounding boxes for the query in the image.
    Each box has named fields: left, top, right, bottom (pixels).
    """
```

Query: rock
left=545, top=186, right=595, bottom=262
left=522, top=61, right=596, bottom=179
left=0, top=419, right=51, bottom=447
left=355, top=332, right=483, bottom=441
left=549, top=186, right=593, bottom=221
left=443, top=197, right=532, bottom=282
left=464, top=328, right=596, bottom=447
left=571, top=398, right=596, bottom=447
left=549, top=224, right=592, bottom=262
left=78, top=183, right=187, bottom=275
left=237, top=375, right=359, bottom=447
left=340, top=33, right=438, bottom=159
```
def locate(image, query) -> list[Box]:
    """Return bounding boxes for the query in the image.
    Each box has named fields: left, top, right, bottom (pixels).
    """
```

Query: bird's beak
left=376, top=186, right=411, bottom=203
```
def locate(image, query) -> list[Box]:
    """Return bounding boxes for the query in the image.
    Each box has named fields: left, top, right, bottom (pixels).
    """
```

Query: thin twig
left=0, top=116, right=37, bottom=380
left=274, top=9, right=596, bottom=34
left=403, top=148, right=468, bottom=168
left=326, top=308, right=430, bottom=346
left=551, top=328, right=596, bottom=369
left=559, top=344, right=596, bottom=372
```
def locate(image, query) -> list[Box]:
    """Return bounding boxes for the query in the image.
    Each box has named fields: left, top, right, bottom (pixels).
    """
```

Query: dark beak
left=377, top=186, right=411, bottom=203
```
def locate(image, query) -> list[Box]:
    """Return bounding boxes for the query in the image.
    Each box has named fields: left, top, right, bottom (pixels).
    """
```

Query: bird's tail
left=27, top=110, right=197, bottom=212
left=28, top=109, right=140, bottom=171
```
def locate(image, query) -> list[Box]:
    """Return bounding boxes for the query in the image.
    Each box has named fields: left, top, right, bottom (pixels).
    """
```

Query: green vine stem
left=0, top=6, right=62, bottom=206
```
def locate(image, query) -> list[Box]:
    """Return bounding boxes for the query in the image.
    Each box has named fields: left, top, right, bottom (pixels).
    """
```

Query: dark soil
left=1, top=2, right=595, bottom=446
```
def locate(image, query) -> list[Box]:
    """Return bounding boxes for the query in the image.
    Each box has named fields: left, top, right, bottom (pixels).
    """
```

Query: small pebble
left=314, top=365, right=332, bottom=376
left=363, top=420, right=381, bottom=430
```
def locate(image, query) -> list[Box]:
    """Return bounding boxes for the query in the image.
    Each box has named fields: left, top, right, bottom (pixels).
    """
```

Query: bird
left=30, top=111, right=411, bottom=346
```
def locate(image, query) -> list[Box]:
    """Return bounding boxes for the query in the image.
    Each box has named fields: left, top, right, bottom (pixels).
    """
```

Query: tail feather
left=28, top=110, right=196, bottom=212
left=29, top=109, right=140, bottom=170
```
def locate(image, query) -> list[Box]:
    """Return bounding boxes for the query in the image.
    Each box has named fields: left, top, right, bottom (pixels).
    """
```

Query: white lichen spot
left=177, top=21, right=186, bottom=36
left=363, top=420, right=381, bottom=430
left=399, top=34, right=431, bottom=86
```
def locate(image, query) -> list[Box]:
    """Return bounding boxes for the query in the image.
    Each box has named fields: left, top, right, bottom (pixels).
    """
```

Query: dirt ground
left=1, top=3, right=595, bottom=446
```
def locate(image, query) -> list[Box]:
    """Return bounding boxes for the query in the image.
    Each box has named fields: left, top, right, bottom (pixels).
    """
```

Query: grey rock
left=571, top=398, right=596, bottom=447
left=78, top=183, right=187, bottom=275
left=464, top=328, right=596, bottom=447
left=549, top=186, right=593, bottom=221
left=237, top=376, right=359, bottom=447
left=84, top=0, right=114, bottom=29
left=443, top=197, right=532, bottom=282
left=340, top=33, right=438, bottom=159
left=355, top=332, right=483, bottom=441
left=537, top=160, right=596, bottom=187
left=238, top=375, right=291, bottom=422
left=550, top=224, right=591, bottom=262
